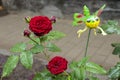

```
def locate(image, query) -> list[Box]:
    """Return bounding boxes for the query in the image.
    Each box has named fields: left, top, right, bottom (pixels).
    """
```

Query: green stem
left=28, top=37, right=38, bottom=44
left=64, top=71, right=71, bottom=80
left=84, top=29, right=91, bottom=57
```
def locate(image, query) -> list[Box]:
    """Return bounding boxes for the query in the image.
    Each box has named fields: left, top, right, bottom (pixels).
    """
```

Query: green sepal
left=83, top=5, right=90, bottom=16
left=25, top=16, right=31, bottom=23
left=2, top=55, right=19, bottom=77
left=20, top=51, right=33, bottom=69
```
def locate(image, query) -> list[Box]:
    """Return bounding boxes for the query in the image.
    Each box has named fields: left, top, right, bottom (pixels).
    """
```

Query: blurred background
left=0, top=0, right=120, bottom=19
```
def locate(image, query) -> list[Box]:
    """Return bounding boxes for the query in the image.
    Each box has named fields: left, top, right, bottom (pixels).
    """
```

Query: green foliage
left=111, top=43, right=120, bottom=58
left=33, top=71, right=52, bottom=80
left=29, top=38, right=40, bottom=45
left=2, top=29, right=65, bottom=79
left=72, top=67, right=85, bottom=80
left=10, top=42, right=26, bottom=53
left=108, top=38, right=120, bottom=80
left=30, top=44, right=44, bottom=54
left=28, top=31, right=65, bottom=44
left=99, top=20, right=120, bottom=34
left=39, top=36, right=48, bottom=43
left=86, top=62, right=107, bottom=74
left=33, top=70, right=68, bottom=80
left=70, top=57, right=106, bottom=80
left=46, top=42, right=61, bottom=52
left=46, top=31, right=66, bottom=41
left=112, top=43, right=120, bottom=47
left=28, top=33, right=40, bottom=45
left=108, top=62, right=120, bottom=80
left=77, top=57, right=88, bottom=66
left=90, top=76, right=99, bottom=80
left=2, top=55, right=19, bottom=77
left=20, top=51, right=33, bottom=69
left=112, top=46, right=120, bottom=55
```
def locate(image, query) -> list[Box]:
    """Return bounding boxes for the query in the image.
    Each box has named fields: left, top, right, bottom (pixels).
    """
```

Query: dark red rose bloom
left=29, top=16, right=52, bottom=36
left=24, top=30, right=31, bottom=37
left=47, top=56, right=68, bottom=75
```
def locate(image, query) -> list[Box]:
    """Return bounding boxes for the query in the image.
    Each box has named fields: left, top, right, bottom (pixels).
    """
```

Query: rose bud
left=24, top=30, right=31, bottom=37
left=25, top=16, right=31, bottom=23
left=50, top=16, right=56, bottom=23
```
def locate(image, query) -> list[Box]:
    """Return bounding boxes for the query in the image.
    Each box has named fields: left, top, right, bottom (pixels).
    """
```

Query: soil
left=0, top=54, right=46, bottom=80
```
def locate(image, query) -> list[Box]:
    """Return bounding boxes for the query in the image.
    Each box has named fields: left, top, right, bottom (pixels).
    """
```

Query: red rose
left=29, top=16, right=52, bottom=36
left=47, top=56, right=68, bottom=75
left=23, top=30, right=31, bottom=37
